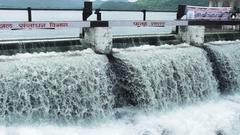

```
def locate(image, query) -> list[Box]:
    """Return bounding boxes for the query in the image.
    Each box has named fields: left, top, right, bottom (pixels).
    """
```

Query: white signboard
left=0, top=20, right=189, bottom=30
left=110, top=20, right=188, bottom=27
left=186, top=6, right=232, bottom=20
left=0, top=21, right=90, bottom=30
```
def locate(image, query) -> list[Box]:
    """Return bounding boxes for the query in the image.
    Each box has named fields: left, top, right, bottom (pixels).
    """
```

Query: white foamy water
left=208, top=40, right=240, bottom=45
left=113, top=45, right=218, bottom=109
left=0, top=94, right=240, bottom=135
left=0, top=49, right=93, bottom=60
left=0, top=43, right=240, bottom=135
left=0, top=49, right=114, bottom=124
left=205, top=42, right=240, bottom=93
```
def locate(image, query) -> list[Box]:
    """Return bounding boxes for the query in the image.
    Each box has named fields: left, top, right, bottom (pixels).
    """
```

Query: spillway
left=109, top=44, right=218, bottom=109
left=0, top=50, right=114, bottom=124
left=0, top=42, right=240, bottom=135
left=203, top=41, right=240, bottom=94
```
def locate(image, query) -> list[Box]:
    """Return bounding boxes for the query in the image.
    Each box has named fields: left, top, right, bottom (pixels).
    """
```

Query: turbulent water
left=112, top=45, right=218, bottom=109
left=0, top=42, right=240, bottom=135
left=0, top=50, right=114, bottom=124
left=1, top=95, right=240, bottom=135
left=204, top=41, right=240, bottom=94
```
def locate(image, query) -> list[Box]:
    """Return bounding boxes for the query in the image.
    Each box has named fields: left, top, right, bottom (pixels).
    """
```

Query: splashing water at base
left=1, top=94, right=240, bottom=135
left=0, top=43, right=240, bottom=134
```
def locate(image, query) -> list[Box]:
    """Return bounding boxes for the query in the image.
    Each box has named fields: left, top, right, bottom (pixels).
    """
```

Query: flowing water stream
left=0, top=42, right=240, bottom=135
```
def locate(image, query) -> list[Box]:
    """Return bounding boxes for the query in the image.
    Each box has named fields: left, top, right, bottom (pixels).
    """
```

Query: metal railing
left=0, top=7, right=176, bottom=22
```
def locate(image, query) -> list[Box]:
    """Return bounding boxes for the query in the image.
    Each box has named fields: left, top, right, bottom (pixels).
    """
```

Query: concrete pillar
left=83, top=27, right=112, bottom=54
left=179, top=26, right=205, bottom=46
left=209, top=0, right=214, bottom=7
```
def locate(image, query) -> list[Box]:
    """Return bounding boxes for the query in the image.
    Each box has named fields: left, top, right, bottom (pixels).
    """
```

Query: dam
left=1, top=42, right=240, bottom=135
left=0, top=2, right=240, bottom=135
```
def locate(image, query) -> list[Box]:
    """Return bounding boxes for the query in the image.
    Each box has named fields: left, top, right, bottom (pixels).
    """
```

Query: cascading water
left=111, top=44, right=218, bottom=109
left=0, top=50, right=114, bottom=124
left=203, top=41, right=240, bottom=94
left=0, top=43, right=240, bottom=135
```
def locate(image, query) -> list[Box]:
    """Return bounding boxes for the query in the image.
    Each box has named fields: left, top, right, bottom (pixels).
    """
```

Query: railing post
left=27, top=7, right=32, bottom=22
left=95, top=9, right=102, bottom=21
left=82, top=1, right=92, bottom=21
left=176, top=5, right=186, bottom=34
left=81, top=1, right=93, bottom=38
left=142, top=9, right=146, bottom=21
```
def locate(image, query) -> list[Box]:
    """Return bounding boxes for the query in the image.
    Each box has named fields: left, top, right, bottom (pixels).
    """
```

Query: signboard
left=0, top=21, right=90, bottom=30
left=0, top=20, right=189, bottom=30
left=186, top=6, right=232, bottom=20
left=110, top=20, right=188, bottom=27
left=133, top=21, right=165, bottom=27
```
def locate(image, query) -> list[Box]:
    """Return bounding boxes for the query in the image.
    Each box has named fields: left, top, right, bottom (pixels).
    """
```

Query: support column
left=209, top=0, right=214, bottom=7
left=83, top=27, right=112, bottom=54
left=179, top=26, right=205, bottom=46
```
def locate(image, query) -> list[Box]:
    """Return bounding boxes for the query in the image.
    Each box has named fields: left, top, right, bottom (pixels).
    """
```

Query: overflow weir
left=0, top=34, right=180, bottom=55
left=1, top=2, right=240, bottom=135
left=1, top=32, right=239, bottom=55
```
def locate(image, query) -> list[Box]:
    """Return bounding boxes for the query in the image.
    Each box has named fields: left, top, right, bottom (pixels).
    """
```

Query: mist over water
left=0, top=42, right=240, bottom=135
